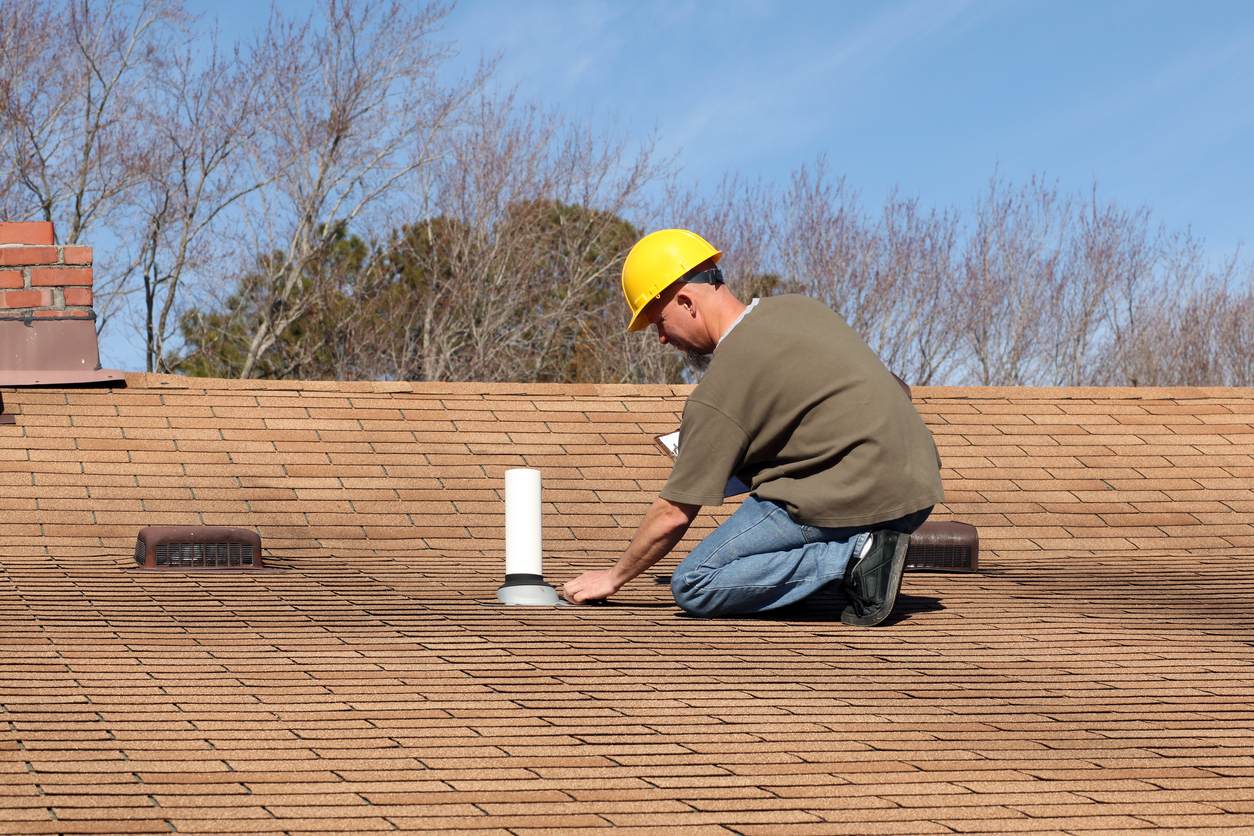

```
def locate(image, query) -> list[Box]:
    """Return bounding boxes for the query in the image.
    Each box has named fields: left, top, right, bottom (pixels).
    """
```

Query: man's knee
left=670, top=569, right=725, bottom=618
left=670, top=570, right=706, bottom=616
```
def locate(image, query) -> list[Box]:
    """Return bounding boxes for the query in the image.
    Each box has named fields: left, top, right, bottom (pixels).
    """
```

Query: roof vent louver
left=905, top=521, right=979, bottom=572
left=130, top=526, right=274, bottom=571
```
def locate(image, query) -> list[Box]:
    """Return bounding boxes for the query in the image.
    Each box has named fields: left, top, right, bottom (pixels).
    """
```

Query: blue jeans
left=671, top=495, right=931, bottom=618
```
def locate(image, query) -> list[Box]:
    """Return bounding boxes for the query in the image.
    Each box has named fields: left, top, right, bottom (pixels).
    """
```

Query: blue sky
left=185, top=0, right=1253, bottom=257
left=438, top=0, right=1253, bottom=260
left=119, top=0, right=1251, bottom=372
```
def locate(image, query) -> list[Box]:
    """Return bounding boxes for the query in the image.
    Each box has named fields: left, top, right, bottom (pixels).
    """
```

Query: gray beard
left=686, top=350, right=712, bottom=374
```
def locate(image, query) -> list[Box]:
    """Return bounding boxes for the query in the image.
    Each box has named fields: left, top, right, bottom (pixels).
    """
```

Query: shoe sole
left=841, top=531, right=911, bottom=627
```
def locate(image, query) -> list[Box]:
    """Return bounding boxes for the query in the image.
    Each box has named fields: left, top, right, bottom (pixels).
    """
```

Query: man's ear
left=674, top=288, right=697, bottom=316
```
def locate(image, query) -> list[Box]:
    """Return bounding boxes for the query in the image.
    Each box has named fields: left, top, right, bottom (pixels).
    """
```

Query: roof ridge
left=119, top=372, right=696, bottom=398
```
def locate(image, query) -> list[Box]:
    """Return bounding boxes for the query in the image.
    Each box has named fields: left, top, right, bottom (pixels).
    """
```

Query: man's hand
left=562, top=569, right=622, bottom=605
left=561, top=497, right=699, bottom=606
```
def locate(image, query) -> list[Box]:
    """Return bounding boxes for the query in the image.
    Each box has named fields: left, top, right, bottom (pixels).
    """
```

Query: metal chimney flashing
left=0, top=320, right=125, bottom=386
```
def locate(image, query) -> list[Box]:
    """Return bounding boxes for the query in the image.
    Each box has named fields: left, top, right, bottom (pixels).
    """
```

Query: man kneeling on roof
left=562, top=229, right=945, bottom=625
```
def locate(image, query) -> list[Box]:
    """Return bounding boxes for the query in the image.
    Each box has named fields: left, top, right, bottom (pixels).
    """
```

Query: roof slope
left=1, top=375, right=1253, bottom=835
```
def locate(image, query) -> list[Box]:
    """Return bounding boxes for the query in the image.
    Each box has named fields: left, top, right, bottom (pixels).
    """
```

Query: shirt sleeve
left=658, top=399, right=750, bottom=506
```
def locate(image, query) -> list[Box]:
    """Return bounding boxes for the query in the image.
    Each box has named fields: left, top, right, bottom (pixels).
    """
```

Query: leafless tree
left=122, top=32, right=279, bottom=372
left=230, top=0, right=486, bottom=380
left=669, top=171, right=779, bottom=304
left=0, top=0, right=194, bottom=345
left=9, top=2, right=1250, bottom=388
left=0, top=0, right=183, bottom=242
left=198, top=87, right=678, bottom=385
left=956, top=176, right=1068, bottom=385
left=1215, top=275, right=1254, bottom=387
left=1043, top=188, right=1153, bottom=385
left=852, top=192, right=963, bottom=385
left=1098, top=231, right=1243, bottom=387
left=674, top=158, right=964, bottom=385
left=396, top=90, right=675, bottom=383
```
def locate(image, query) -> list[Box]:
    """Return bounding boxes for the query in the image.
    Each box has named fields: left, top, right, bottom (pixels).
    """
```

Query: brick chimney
left=0, top=221, right=123, bottom=385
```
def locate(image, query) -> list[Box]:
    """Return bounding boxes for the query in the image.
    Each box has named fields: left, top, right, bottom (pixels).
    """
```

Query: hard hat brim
left=627, top=307, right=652, bottom=333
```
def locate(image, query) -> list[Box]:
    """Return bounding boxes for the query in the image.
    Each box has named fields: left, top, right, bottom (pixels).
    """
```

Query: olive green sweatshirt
left=660, top=294, right=944, bottom=527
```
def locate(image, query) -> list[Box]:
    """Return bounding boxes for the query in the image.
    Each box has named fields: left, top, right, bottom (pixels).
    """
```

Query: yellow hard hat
left=622, top=229, right=722, bottom=332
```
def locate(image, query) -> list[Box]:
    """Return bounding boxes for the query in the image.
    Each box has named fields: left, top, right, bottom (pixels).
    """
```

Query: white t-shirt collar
left=717, top=297, right=760, bottom=346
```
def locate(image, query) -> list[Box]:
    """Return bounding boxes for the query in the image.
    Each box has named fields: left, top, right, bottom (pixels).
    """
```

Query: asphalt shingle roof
left=2, top=374, right=1253, bottom=835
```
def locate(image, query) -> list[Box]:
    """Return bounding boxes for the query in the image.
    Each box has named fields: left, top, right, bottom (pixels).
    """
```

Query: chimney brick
left=63, top=246, right=93, bottom=265
left=63, top=287, right=93, bottom=306
left=0, top=240, right=94, bottom=319
left=2, top=289, right=54, bottom=309
left=31, top=267, right=92, bottom=287
left=0, top=221, right=55, bottom=246
left=0, top=246, right=58, bottom=267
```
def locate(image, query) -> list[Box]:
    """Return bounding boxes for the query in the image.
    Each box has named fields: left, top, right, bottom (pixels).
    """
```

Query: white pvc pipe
left=504, top=468, right=543, bottom=576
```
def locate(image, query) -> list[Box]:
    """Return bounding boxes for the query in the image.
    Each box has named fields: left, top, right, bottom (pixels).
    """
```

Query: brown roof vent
left=905, top=521, right=979, bottom=572
left=130, top=526, right=276, bottom=571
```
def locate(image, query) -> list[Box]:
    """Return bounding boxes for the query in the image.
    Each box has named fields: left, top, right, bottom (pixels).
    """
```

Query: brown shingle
left=1, top=375, right=1253, bottom=834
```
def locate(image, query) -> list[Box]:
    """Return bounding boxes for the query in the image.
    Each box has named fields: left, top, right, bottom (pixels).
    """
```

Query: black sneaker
left=840, top=530, right=910, bottom=627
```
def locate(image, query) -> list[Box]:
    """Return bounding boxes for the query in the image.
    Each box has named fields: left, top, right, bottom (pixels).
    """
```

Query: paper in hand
left=653, top=429, right=749, bottom=498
